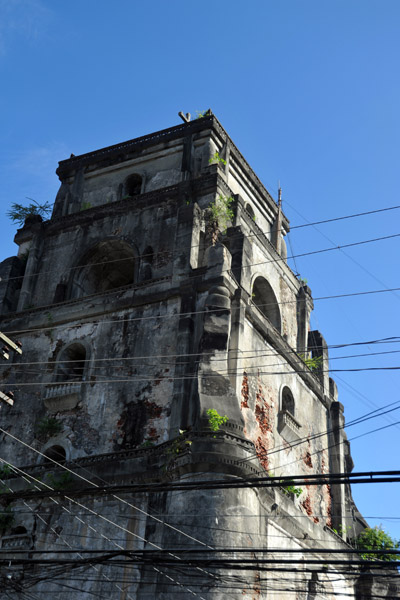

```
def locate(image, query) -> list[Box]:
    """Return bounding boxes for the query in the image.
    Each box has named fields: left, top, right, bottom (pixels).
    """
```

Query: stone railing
left=278, top=409, right=302, bottom=443
left=1, top=532, right=31, bottom=550
left=43, top=382, right=81, bottom=412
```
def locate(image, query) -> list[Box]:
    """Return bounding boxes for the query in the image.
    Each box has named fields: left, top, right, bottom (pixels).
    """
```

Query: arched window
left=124, top=174, right=142, bottom=197
left=139, top=245, right=154, bottom=281
left=70, top=240, right=135, bottom=298
left=56, top=343, right=86, bottom=382
left=245, top=203, right=255, bottom=220
left=251, top=276, right=281, bottom=332
left=43, top=445, right=66, bottom=462
left=282, top=386, right=295, bottom=415
left=11, top=526, right=28, bottom=535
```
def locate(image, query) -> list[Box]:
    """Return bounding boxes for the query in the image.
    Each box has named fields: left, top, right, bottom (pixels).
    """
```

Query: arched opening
left=125, top=174, right=142, bottom=197
left=139, top=245, right=154, bottom=281
left=245, top=203, right=255, bottom=220
left=11, top=526, right=27, bottom=535
left=70, top=240, right=135, bottom=298
left=282, top=386, right=295, bottom=415
left=56, top=343, right=86, bottom=382
left=251, top=276, right=281, bottom=332
left=43, top=445, right=66, bottom=463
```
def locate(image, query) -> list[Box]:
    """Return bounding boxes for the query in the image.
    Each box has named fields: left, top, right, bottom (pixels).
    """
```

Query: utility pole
left=0, top=332, right=22, bottom=406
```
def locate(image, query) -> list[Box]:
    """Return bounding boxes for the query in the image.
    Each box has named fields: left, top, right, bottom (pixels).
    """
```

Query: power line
left=3, top=343, right=400, bottom=370
left=290, top=204, right=400, bottom=230
left=0, top=461, right=210, bottom=600
left=5, top=286, right=400, bottom=338
left=2, top=203, right=399, bottom=286
left=2, top=363, right=400, bottom=388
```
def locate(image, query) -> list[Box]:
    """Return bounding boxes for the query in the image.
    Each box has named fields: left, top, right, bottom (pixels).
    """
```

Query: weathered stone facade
left=0, top=114, right=397, bottom=598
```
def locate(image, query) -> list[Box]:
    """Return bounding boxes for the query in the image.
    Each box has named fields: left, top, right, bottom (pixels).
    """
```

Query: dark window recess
left=140, top=246, right=154, bottom=281
left=57, top=343, right=86, bottom=382
left=53, top=283, right=67, bottom=304
left=245, top=203, right=255, bottom=220
left=11, top=526, right=28, bottom=535
left=125, top=174, right=142, bottom=197
left=43, top=445, right=66, bottom=462
left=252, top=276, right=281, bottom=332
left=282, top=387, right=295, bottom=415
left=117, top=402, right=147, bottom=449
left=70, top=240, right=135, bottom=298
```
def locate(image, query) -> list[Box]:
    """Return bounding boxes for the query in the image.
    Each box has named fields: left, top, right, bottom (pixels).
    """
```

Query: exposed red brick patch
left=255, top=436, right=269, bottom=472
left=144, top=400, right=162, bottom=418
left=255, top=378, right=272, bottom=434
left=147, top=427, right=160, bottom=441
left=302, top=495, right=313, bottom=516
left=313, top=516, right=320, bottom=524
left=241, top=372, right=249, bottom=408
left=326, top=483, right=333, bottom=528
left=252, top=571, right=261, bottom=597
left=321, top=453, right=326, bottom=474
left=304, top=450, right=313, bottom=468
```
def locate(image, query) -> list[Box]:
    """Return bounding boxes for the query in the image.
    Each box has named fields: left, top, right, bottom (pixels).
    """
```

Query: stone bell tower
left=0, top=113, right=396, bottom=599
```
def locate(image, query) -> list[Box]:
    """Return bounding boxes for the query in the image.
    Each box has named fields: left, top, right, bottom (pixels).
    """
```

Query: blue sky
left=1, top=0, right=400, bottom=539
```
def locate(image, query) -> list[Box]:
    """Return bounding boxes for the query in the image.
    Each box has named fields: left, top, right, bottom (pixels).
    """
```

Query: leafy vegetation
left=206, top=409, right=228, bottom=432
left=299, top=353, right=323, bottom=372
left=139, top=440, right=155, bottom=449
left=356, top=526, right=400, bottom=561
left=196, top=109, right=211, bottom=119
left=45, top=312, right=55, bottom=342
left=206, top=195, right=235, bottom=241
left=209, top=151, right=227, bottom=166
left=282, top=483, right=303, bottom=498
left=7, top=198, right=52, bottom=226
left=167, top=430, right=192, bottom=456
left=47, top=471, right=73, bottom=491
left=36, top=417, right=62, bottom=438
left=0, top=506, right=14, bottom=531
left=331, top=524, right=352, bottom=538
left=269, top=472, right=302, bottom=498
left=80, top=201, right=92, bottom=211
left=0, top=464, right=12, bottom=479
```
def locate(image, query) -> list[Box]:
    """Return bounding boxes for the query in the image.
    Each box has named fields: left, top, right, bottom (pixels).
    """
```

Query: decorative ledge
left=43, top=382, right=81, bottom=412
left=278, top=410, right=302, bottom=443
left=1, top=533, right=31, bottom=550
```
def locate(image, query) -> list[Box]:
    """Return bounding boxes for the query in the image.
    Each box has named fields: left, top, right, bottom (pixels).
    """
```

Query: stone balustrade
left=278, top=409, right=302, bottom=443
left=43, top=382, right=81, bottom=412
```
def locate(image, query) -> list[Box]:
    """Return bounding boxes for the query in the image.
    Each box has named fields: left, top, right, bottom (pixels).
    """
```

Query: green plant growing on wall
left=356, top=526, right=400, bottom=561
left=196, top=109, right=211, bottom=119
left=45, top=312, right=55, bottom=342
left=206, top=409, right=228, bottom=433
left=331, top=524, right=352, bottom=538
left=0, top=464, right=12, bottom=479
left=80, top=201, right=92, bottom=211
left=7, top=198, right=52, bottom=226
left=139, top=440, right=155, bottom=449
left=298, top=276, right=308, bottom=285
left=47, top=471, right=73, bottom=491
left=299, top=353, right=323, bottom=372
left=208, top=152, right=227, bottom=166
left=282, top=483, right=303, bottom=498
left=206, top=195, right=234, bottom=242
left=36, top=417, right=62, bottom=438
left=19, top=250, right=30, bottom=263
left=269, top=472, right=302, bottom=498
left=167, top=430, right=193, bottom=457
left=0, top=506, right=14, bottom=531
